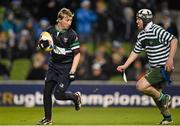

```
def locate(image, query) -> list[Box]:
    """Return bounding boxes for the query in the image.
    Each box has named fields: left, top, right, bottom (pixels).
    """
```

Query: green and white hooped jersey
left=133, top=22, right=174, bottom=68
left=46, top=26, right=80, bottom=64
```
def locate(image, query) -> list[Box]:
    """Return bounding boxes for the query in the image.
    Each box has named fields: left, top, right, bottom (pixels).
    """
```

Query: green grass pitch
left=0, top=107, right=180, bottom=125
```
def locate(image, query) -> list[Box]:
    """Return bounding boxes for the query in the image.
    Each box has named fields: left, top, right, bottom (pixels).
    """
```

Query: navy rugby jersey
left=46, top=26, right=80, bottom=64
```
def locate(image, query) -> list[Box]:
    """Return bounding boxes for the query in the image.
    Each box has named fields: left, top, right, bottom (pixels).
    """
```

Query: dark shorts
left=145, top=67, right=171, bottom=85
left=45, top=61, right=72, bottom=92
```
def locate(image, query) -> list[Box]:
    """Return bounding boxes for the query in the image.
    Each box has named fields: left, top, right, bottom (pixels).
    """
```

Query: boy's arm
left=117, top=51, right=139, bottom=72
left=165, top=38, right=178, bottom=71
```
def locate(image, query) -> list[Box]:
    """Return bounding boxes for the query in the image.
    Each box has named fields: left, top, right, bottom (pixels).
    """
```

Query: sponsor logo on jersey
left=63, top=38, right=68, bottom=43
left=149, top=41, right=153, bottom=45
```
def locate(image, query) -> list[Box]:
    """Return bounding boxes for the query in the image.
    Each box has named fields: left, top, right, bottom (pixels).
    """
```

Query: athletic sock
left=158, top=92, right=165, bottom=101
left=163, top=114, right=172, bottom=121
left=153, top=97, right=172, bottom=121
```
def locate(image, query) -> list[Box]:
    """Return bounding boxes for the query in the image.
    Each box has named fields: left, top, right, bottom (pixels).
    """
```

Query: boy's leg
left=136, top=77, right=171, bottom=106
left=44, top=81, right=56, bottom=120
left=54, top=90, right=76, bottom=100
left=136, top=77, right=161, bottom=100
left=54, top=84, right=82, bottom=111
left=136, top=77, right=172, bottom=125
left=153, top=87, right=173, bottom=125
left=137, top=68, right=172, bottom=104
left=38, top=80, right=56, bottom=125
left=53, top=63, right=82, bottom=110
left=53, top=71, right=76, bottom=101
left=153, top=97, right=173, bottom=124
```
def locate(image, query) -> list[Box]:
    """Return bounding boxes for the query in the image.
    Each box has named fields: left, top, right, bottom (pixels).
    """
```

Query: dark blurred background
left=0, top=0, right=180, bottom=82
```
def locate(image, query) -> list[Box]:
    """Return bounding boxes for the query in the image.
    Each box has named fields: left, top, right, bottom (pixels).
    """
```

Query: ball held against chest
left=39, top=31, right=54, bottom=51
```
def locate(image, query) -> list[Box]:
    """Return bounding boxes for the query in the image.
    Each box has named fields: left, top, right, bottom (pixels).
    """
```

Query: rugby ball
left=40, top=31, right=54, bottom=51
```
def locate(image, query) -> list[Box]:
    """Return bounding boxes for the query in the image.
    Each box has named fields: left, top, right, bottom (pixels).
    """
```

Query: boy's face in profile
left=136, top=17, right=144, bottom=30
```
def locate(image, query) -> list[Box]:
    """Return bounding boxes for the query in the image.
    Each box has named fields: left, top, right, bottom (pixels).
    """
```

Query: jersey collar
left=55, top=25, right=67, bottom=33
left=144, top=21, right=153, bottom=31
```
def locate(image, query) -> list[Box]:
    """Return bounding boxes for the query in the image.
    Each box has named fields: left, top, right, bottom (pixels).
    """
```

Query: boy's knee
left=136, top=80, right=145, bottom=92
left=136, top=77, right=151, bottom=93
left=136, top=82, right=142, bottom=92
left=54, top=90, right=66, bottom=100
left=54, top=90, right=61, bottom=99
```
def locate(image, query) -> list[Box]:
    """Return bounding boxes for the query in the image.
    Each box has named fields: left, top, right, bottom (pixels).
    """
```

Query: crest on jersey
left=149, top=41, right=153, bottom=45
left=63, top=37, right=68, bottom=43
left=59, top=83, right=64, bottom=88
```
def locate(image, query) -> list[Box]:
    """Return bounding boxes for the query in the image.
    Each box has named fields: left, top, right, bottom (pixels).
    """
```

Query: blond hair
left=56, top=8, right=74, bottom=22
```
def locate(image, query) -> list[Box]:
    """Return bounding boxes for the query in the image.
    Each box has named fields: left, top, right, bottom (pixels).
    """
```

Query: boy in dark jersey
left=37, top=8, right=81, bottom=125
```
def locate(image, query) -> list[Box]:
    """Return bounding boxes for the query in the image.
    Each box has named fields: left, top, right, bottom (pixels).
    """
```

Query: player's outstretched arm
left=117, top=51, right=139, bottom=72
